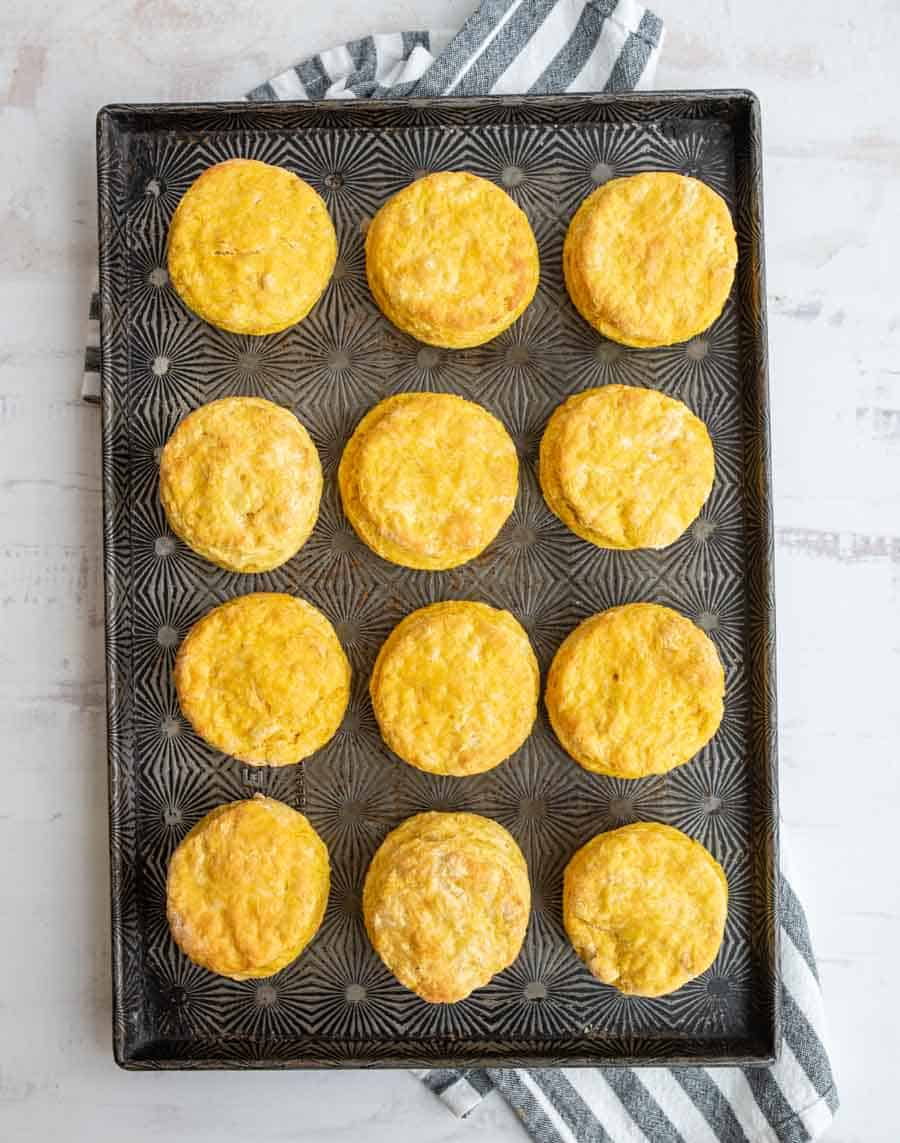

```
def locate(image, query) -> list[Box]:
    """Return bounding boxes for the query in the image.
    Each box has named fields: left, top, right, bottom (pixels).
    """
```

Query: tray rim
left=97, top=88, right=780, bottom=1071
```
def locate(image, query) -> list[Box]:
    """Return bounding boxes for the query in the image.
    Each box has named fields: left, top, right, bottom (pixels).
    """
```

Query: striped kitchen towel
left=83, top=4, right=840, bottom=1140
left=413, top=861, right=839, bottom=1142
left=81, top=0, right=665, bottom=400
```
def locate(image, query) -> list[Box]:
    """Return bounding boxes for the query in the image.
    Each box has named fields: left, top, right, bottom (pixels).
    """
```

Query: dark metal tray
left=97, top=91, right=778, bottom=1070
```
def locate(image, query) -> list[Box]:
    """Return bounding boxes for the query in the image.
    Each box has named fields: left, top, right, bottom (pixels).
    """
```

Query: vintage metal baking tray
left=97, top=91, right=778, bottom=1069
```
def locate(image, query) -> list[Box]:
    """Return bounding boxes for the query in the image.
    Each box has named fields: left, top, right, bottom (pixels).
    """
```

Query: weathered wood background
left=0, top=1, right=896, bottom=1139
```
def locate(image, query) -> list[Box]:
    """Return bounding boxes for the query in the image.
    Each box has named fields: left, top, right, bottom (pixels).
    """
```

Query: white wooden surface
left=0, top=1, right=897, bottom=1140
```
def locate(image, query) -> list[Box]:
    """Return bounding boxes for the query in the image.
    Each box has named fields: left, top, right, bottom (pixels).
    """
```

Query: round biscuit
left=365, top=171, right=539, bottom=348
left=167, top=158, right=336, bottom=335
left=563, top=172, right=737, bottom=347
left=166, top=796, right=330, bottom=980
left=338, top=392, right=518, bottom=570
left=539, top=385, right=714, bottom=550
left=363, top=812, right=531, bottom=1002
left=563, top=822, right=728, bottom=996
left=160, top=397, right=323, bottom=573
left=546, top=603, right=724, bottom=777
left=371, top=601, right=539, bottom=776
left=174, top=592, right=350, bottom=766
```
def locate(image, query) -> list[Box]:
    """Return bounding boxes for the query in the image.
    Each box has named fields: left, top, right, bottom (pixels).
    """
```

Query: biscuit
left=365, top=171, right=539, bottom=348
left=167, top=158, right=336, bottom=334
left=546, top=603, right=724, bottom=777
left=338, top=393, right=518, bottom=570
left=563, top=172, right=737, bottom=347
left=174, top=592, right=350, bottom=766
left=363, top=812, right=530, bottom=1002
left=539, top=385, right=714, bottom=550
left=166, top=796, right=330, bottom=980
left=159, top=397, right=323, bottom=573
left=563, top=822, right=728, bottom=996
left=371, top=601, right=539, bottom=776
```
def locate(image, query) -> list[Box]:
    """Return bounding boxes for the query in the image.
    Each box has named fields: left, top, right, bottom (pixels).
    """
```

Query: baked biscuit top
left=167, top=158, right=336, bottom=334
left=167, top=797, right=330, bottom=980
left=539, top=385, right=714, bottom=550
left=174, top=593, right=350, bottom=766
left=160, top=397, right=322, bottom=573
left=564, top=172, right=736, bottom=347
left=338, top=393, right=518, bottom=570
left=365, top=171, right=539, bottom=348
left=370, top=601, right=539, bottom=776
left=363, top=812, right=531, bottom=1003
left=564, top=822, right=728, bottom=996
left=546, top=603, right=724, bottom=778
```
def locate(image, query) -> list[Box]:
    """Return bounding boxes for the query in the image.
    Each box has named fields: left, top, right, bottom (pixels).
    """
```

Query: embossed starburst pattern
left=380, top=327, right=473, bottom=393
left=653, top=573, right=747, bottom=670
left=375, top=127, right=469, bottom=194
left=664, top=752, right=751, bottom=857
left=465, top=126, right=559, bottom=212
left=645, top=300, right=740, bottom=408
left=223, top=969, right=316, bottom=1039
left=129, top=499, right=212, bottom=598
left=555, top=307, right=656, bottom=390
left=137, top=758, right=220, bottom=857
left=125, top=137, right=203, bottom=236
left=657, top=481, right=746, bottom=582
left=483, top=940, right=595, bottom=1038
left=531, top=213, right=566, bottom=299
left=317, top=226, right=371, bottom=323
left=130, top=589, right=208, bottom=684
left=127, top=403, right=184, bottom=505
left=667, top=940, right=753, bottom=1033
left=304, top=747, right=397, bottom=872
left=287, top=132, right=387, bottom=226
left=129, top=321, right=208, bottom=410
left=577, top=774, right=670, bottom=842
left=391, top=769, right=480, bottom=820
left=199, top=328, right=300, bottom=404
left=473, top=736, right=592, bottom=859
left=464, top=300, right=570, bottom=403
left=133, top=675, right=211, bottom=771
left=287, top=484, right=390, bottom=595
left=527, top=850, right=567, bottom=941
left=556, top=123, right=655, bottom=211
left=650, top=122, right=735, bottom=200
left=302, top=944, right=414, bottom=1038
left=581, top=985, right=670, bottom=1038
left=320, top=858, right=367, bottom=949
left=128, top=231, right=184, bottom=328
left=292, top=309, right=386, bottom=414
left=486, top=472, right=581, bottom=586
left=100, top=99, right=776, bottom=1067
left=147, top=943, right=229, bottom=1038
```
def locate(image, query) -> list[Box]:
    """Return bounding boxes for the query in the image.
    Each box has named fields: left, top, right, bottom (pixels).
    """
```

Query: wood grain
left=1, top=0, right=897, bottom=1138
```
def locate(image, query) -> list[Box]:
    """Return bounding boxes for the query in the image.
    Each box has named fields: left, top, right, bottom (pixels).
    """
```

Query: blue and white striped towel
left=83, top=4, right=840, bottom=1140
left=414, top=854, right=839, bottom=1142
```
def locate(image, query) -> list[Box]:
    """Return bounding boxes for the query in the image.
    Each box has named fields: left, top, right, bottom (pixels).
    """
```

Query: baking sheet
left=97, top=91, right=779, bottom=1069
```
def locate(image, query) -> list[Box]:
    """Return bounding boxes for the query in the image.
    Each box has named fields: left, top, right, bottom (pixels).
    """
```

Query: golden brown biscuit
left=546, top=603, right=724, bottom=777
left=539, top=385, right=714, bottom=550
left=167, top=158, right=336, bottom=334
left=174, top=593, right=350, bottom=766
left=338, top=393, right=518, bottom=570
left=159, top=397, right=323, bottom=573
left=167, top=796, right=330, bottom=980
left=365, top=171, right=539, bottom=348
left=363, top=812, right=530, bottom=1002
left=564, top=822, right=728, bottom=996
left=564, top=172, right=737, bottom=347
left=370, top=601, right=539, bottom=776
